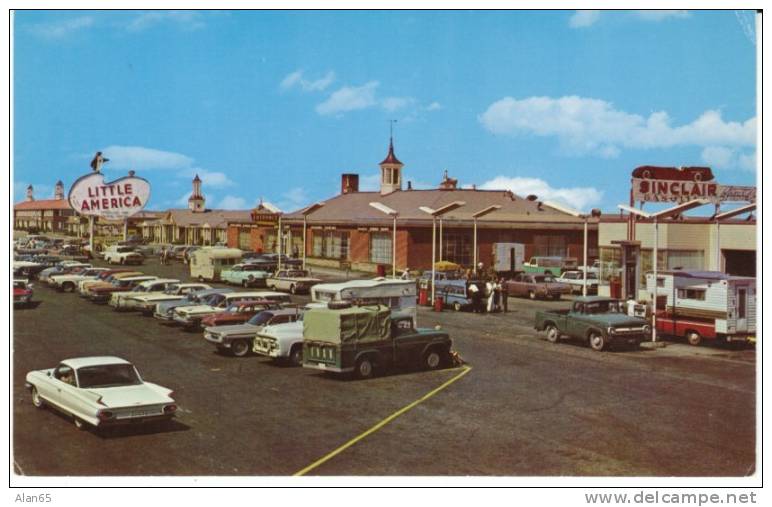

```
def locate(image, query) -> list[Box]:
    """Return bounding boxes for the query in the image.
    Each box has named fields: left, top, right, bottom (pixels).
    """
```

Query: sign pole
left=89, top=216, right=95, bottom=256
left=123, top=219, right=128, bottom=241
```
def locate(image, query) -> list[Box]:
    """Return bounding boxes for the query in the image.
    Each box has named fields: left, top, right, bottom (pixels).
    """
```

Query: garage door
left=723, top=250, right=755, bottom=277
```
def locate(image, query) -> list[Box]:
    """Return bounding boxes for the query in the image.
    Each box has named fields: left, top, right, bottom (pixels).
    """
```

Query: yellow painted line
left=294, top=365, right=472, bottom=477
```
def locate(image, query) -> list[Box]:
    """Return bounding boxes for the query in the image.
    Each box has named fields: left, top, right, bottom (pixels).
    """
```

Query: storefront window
left=534, top=234, right=567, bottom=257
left=312, top=231, right=350, bottom=259
left=442, top=232, right=472, bottom=267
left=370, top=232, right=392, bottom=264
left=598, top=246, right=621, bottom=283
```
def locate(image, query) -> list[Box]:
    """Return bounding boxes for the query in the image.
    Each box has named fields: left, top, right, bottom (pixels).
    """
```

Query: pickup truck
left=103, top=245, right=144, bottom=265
left=302, top=304, right=453, bottom=379
left=534, top=296, right=650, bottom=351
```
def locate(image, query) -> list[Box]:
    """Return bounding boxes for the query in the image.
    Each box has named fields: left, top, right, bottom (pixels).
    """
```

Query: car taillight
left=164, top=404, right=177, bottom=414
left=98, top=410, right=114, bottom=420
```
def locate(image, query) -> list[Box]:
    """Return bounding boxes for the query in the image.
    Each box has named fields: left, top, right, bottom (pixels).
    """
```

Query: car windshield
left=584, top=300, right=624, bottom=314
left=165, top=285, right=180, bottom=294
left=77, top=364, right=142, bottom=388
left=534, top=275, right=555, bottom=283
left=248, top=311, right=274, bottom=326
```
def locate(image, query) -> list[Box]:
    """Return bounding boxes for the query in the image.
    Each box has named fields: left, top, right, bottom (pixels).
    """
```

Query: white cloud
left=381, top=97, right=414, bottom=112
left=28, top=16, right=94, bottom=39
left=171, top=192, right=192, bottom=207
left=186, top=168, right=234, bottom=188
left=101, top=146, right=194, bottom=170
left=276, top=187, right=310, bottom=212
left=569, top=11, right=601, bottom=28
left=216, top=195, right=248, bottom=210
left=479, top=96, right=756, bottom=157
left=126, top=11, right=205, bottom=32
left=633, top=10, right=690, bottom=21
left=701, top=146, right=757, bottom=172
left=479, top=176, right=603, bottom=211
left=316, top=81, right=379, bottom=115
left=359, top=174, right=381, bottom=192
left=425, top=102, right=443, bottom=111
left=280, top=70, right=336, bottom=92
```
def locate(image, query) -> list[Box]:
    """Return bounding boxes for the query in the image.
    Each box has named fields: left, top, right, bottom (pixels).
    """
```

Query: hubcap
left=427, top=352, right=440, bottom=368
left=591, top=335, right=603, bottom=349
left=233, top=341, right=248, bottom=356
left=359, top=361, right=372, bottom=377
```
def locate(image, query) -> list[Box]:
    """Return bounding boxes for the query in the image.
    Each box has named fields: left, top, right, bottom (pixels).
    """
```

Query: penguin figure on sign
left=90, top=151, right=109, bottom=172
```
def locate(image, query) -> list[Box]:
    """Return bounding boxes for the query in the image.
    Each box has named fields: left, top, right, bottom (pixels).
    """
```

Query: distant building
left=14, top=181, right=75, bottom=233
left=227, top=139, right=595, bottom=272
left=140, top=175, right=251, bottom=245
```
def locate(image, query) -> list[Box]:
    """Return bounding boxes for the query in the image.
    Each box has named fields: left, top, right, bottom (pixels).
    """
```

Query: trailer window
left=738, top=289, right=746, bottom=319
left=677, top=288, right=706, bottom=301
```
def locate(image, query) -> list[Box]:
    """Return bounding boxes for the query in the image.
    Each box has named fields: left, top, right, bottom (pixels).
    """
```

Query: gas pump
left=612, top=240, right=641, bottom=300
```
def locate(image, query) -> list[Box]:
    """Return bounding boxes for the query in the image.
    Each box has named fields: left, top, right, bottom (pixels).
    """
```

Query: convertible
left=25, top=356, right=177, bottom=431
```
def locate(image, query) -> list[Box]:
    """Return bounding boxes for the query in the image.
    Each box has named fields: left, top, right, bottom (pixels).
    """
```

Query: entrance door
left=736, top=287, right=747, bottom=332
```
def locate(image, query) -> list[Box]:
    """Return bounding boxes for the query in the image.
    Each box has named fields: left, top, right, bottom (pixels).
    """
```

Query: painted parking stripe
left=294, top=365, right=472, bottom=476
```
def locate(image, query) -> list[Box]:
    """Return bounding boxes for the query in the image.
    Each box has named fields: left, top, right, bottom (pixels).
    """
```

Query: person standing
left=500, top=278, right=509, bottom=312
left=469, top=282, right=481, bottom=313
left=485, top=280, right=495, bottom=313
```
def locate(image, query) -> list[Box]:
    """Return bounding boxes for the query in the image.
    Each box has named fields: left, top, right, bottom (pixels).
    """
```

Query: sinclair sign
left=631, top=166, right=755, bottom=204
left=68, top=172, right=151, bottom=220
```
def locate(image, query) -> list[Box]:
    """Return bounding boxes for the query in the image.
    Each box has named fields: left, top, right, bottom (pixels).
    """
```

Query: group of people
left=159, top=247, right=173, bottom=265
left=468, top=277, right=508, bottom=314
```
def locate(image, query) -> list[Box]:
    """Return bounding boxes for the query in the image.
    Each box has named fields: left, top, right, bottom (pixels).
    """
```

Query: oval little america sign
left=68, top=172, right=151, bottom=220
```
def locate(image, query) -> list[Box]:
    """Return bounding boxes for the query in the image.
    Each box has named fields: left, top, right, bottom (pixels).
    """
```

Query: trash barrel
left=418, top=288, right=429, bottom=306
left=376, top=264, right=386, bottom=277
left=434, top=295, right=444, bottom=312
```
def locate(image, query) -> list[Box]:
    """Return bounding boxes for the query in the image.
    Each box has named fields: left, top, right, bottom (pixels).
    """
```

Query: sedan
left=25, top=356, right=177, bottom=431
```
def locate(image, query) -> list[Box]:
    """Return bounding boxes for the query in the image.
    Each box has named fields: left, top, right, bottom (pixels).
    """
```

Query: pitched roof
left=283, top=188, right=589, bottom=227
left=14, top=199, right=73, bottom=211
left=379, top=139, right=402, bottom=166
left=153, top=208, right=252, bottom=228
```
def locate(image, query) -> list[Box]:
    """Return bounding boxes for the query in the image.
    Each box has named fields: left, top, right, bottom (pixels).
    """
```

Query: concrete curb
left=640, top=341, right=668, bottom=350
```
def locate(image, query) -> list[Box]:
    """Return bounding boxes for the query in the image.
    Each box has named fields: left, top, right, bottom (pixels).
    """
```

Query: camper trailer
left=645, top=270, right=756, bottom=346
left=492, top=242, right=525, bottom=275
left=190, top=247, right=243, bottom=282
left=311, top=278, right=417, bottom=323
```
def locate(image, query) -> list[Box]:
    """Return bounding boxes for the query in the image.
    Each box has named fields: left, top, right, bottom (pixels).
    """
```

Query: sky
left=13, top=10, right=758, bottom=213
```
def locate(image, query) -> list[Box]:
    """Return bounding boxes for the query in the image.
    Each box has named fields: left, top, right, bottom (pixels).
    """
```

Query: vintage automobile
left=25, top=356, right=177, bottom=431
left=103, top=245, right=144, bottom=265
left=504, top=272, right=571, bottom=300
left=49, top=267, right=111, bottom=292
left=220, top=263, right=271, bottom=287
left=253, top=311, right=313, bottom=364
left=556, top=270, right=599, bottom=295
left=109, top=278, right=182, bottom=310
left=204, top=307, right=304, bottom=357
left=302, top=304, right=453, bottom=378
left=521, top=256, right=577, bottom=275
left=13, top=279, right=34, bottom=307
left=266, top=269, right=322, bottom=294
left=128, top=283, right=212, bottom=315
left=534, top=296, right=650, bottom=351
left=199, top=299, right=281, bottom=328
left=154, top=288, right=235, bottom=323
left=78, top=271, right=143, bottom=296
left=85, top=275, right=158, bottom=303
left=632, top=165, right=714, bottom=182
left=435, top=278, right=486, bottom=311
left=14, top=260, right=48, bottom=280
left=172, top=291, right=276, bottom=330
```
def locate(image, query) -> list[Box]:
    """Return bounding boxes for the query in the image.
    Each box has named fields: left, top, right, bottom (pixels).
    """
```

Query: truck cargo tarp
left=303, top=305, right=390, bottom=344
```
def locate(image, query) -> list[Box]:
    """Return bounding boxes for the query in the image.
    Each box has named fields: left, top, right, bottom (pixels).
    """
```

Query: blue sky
left=13, top=10, right=757, bottom=213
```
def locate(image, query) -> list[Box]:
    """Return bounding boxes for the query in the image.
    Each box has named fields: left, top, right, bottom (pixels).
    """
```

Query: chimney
left=26, top=184, right=34, bottom=202
left=341, top=173, right=359, bottom=194
left=407, top=181, right=413, bottom=190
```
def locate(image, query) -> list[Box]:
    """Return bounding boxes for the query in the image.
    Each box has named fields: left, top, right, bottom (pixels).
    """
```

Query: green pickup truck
left=534, top=296, right=650, bottom=351
left=302, top=304, right=453, bottom=379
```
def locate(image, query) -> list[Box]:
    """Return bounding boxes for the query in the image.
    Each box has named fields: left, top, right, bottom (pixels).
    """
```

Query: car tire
left=198, top=276, right=205, bottom=282
left=289, top=345, right=303, bottom=366
left=355, top=356, right=374, bottom=379
left=528, top=291, right=536, bottom=300
left=242, top=280, right=249, bottom=288
left=74, top=417, right=87, bottom=431
left=290, top=285, right=297, bottom=295
left=588, top=331, right=606, bottom=351
left=62, top=282, right=75, bottom=293
left=424, top=349, right=444, bottom=370
left=545, top=325, right=560, bottom=343
left=453, top=302, right=462, bottom=312
left=687, top=331, right=702, bottom=347
left=120, top=258, right=125, bottom=265
left=231, top=339, right=251, bottom=357
left=31, top=387, right=44, bottom=409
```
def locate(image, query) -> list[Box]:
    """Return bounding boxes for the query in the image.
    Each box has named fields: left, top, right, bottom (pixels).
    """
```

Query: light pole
left=420, top=201, right=465, bottom=304
left=301, top=203, right=324, bottom=270
left=618, top=199, right=710, bottom=343
left=369, top=202, right=399, bottom=278
left=711, top=203, right=756, bottom=272
left=277, top=215, right=282, bottom=272
left=471, top=205, right=501, bottom=275
left=542, top=202, right=602, bottom=296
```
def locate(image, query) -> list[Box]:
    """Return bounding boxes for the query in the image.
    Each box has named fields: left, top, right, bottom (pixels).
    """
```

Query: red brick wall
left=226, top=225, right=239, bottom=248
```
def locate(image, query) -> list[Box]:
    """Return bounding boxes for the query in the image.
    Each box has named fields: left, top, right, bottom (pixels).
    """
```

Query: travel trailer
left=190, top=247, right=243, bottom=282
left=311, top=278, right=417, bottom=323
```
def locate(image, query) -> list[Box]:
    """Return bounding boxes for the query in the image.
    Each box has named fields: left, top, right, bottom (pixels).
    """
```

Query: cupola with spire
left=379, top=137, right=403, bottom=195
left=188, top=174, right=206, bottom=212
left=25, top=184, right=34, bottom=202
left=54, top=180, right=65, bottom=200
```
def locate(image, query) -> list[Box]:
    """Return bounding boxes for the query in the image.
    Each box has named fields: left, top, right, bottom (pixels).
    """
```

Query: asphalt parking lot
left=12, top=258, right=756, bottom=476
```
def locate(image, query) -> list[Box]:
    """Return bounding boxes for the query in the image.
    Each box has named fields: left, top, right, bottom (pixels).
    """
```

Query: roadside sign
left=68, top=172, right=151, bottom=220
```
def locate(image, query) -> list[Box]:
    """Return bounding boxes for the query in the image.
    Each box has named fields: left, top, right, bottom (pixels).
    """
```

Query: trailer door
left=736, top=287, right=748, bottom=332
